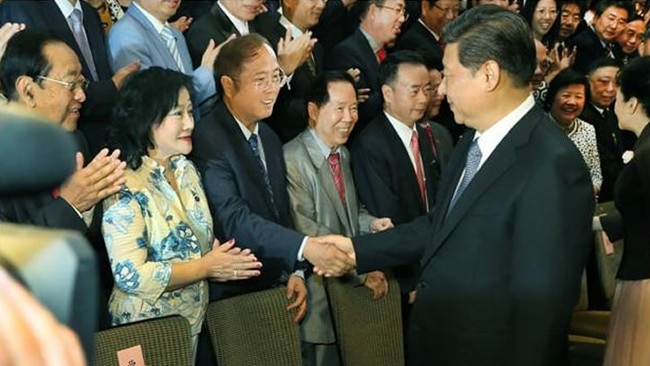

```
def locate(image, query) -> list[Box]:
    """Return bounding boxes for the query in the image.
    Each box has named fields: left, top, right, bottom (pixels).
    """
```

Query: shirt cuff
left=297, top=236, right=308, bottom=261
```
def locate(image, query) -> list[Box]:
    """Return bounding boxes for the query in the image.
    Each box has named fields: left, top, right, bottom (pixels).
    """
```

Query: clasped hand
left=203, top=238, right=262, bottom=282
left=303, top=235, right=356, bottom=277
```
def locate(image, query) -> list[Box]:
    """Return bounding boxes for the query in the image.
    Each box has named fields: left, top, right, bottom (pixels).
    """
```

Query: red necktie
left=52, top=188, right=60, bottom=199
left=376, top=48, right=387, bottom=63
left=327, top=153, right=346, bottom=207
left=421, top=123, right=438, bottom=159
left=411, top=131, right=426, bottom=204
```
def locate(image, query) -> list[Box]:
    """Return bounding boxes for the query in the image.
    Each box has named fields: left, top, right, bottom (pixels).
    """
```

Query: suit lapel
left=340, top=147, right=359, bottom=235
left=422, top=107, right=543, bottom=265
left=127, top=5, right=176, bottom=68
left=219, top=104, right=279, bottom=219
left=381, top=116, right=426, bottom=212
left=300, top=131, right=351, bottom=229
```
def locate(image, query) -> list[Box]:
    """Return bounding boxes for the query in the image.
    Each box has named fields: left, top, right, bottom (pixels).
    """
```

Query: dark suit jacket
left=350, top=113, right=439, bottom=293
left=579, top=103, right=626, bottom=202
left=602, top=123, right=650, bottom=280
left=191, top=101, right=304, bottom=301
left=394, top=20, right=443, bottom=64
left=185, top=2, right=258, bottom=68
left=0, top=0, right=118, bottom=153
left=353, top=104, right=594, bottom=366
left=569, top=26, right=611, bottom=74
left=326, top=28, right=382, bottom=137
left=255, top=12, right=325, bottom=143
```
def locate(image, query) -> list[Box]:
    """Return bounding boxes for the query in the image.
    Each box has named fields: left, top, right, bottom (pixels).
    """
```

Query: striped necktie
left=160, top=25, right=185, bottom=73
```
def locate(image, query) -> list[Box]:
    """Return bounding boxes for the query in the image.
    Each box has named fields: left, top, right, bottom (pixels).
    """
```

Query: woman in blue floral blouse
left=102, top=67, right=262, bottom=362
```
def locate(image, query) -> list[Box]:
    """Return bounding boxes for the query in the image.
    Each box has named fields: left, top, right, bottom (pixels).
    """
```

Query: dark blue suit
left=191, top=101, right=304, bottom=301
left=353, top=103, right=595, bottom=366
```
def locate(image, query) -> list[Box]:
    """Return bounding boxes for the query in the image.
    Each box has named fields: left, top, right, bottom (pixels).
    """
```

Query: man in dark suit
left=315, top=7, right=595, bottom=365
left=395, top=0, right=459, bottom=63
left=185, top=0, right=264, bottom=67
left=569, top=0, right=630, bottom=74
left=192, top=34, right=353, bottom=303
left=0, top=31, right=126, bottom=327
left=256, top=0, right=326, bottom=142
left=326, top=0, right=408, bottom=137
left=0, top=0, right=139, bottom=154
left=580, top=58, right=630, bottom=203
left=350, top=51, right=439, bottom=314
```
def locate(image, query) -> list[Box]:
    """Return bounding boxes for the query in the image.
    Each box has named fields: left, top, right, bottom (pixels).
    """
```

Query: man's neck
left=360, top=23, right=384, bottom=47
left=225, top=100, right=256, bottom=132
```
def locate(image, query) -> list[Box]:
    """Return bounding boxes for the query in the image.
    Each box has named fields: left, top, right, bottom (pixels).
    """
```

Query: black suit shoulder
left=185, top=3, right=238, bottom=68
left=394, top=21, right=443, bottom=62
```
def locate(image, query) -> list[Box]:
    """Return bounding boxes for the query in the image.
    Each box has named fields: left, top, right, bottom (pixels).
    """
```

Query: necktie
left=411, top=131, right=426, bottom=205
left=306, top=53, right=317, bottom=76
left=327, top=153, right=347, bottom=207
left=376, top=48, right=387, bottom=63
left=421, top=123, right=438, bottom=159
left=448, top=138, right=482, bottom=211
left=160, top=25, right=186, bottom=73
left=68, top=9, right=99, bottom=81
left=248, top=134, right=275, bottom=205
left=605, top=43, right=615, bottom=59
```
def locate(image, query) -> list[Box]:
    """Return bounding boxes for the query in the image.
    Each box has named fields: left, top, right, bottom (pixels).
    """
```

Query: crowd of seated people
left=1, top=0, right=649, bottom=365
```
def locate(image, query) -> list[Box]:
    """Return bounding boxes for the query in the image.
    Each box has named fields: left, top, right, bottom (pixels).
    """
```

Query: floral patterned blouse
left=102, top=155, right=213, bottom=335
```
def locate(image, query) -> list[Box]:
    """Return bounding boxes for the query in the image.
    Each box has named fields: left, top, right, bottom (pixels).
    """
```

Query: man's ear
left=482, top=60, right=501, bottom=91
left=14, top=76, right=37, bottom=107
left=307, top=101, right=320, bottom=126
left=220, top=75, right=235, bottom=99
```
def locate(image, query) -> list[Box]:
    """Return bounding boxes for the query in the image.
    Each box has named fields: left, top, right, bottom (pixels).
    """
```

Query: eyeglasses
left=247, top=70, right=288, bottom=90
left=36, top=75, right=89, bottom=91
left=376, top=4, right=409, bottom=21
left=433, top=3, right=460, bottom=16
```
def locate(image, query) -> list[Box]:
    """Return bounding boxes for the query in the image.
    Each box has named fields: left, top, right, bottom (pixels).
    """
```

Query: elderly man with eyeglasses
left=0, top=30, right=126, bottom=329
left=326, top=0, right=408, bottom=139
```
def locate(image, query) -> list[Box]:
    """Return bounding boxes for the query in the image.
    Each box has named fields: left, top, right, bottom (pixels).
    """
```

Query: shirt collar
left=132, top=1, right=168, bottom=34
left=234, top=118, right=260, bottom=140
left=279, top=14, right=305, bottom=39
left=475, top=94, right=535, bottom=166
left=54, top=0, right=82, bottom=19
left=359, top=28, right=382, bottom=53
left=218, top=1, right=250, bottom=36
left=309, top=128, right=340, bottom=157
left=418, top=18, right=440, bottom=41
left=384, top=111, right=417, bottom=149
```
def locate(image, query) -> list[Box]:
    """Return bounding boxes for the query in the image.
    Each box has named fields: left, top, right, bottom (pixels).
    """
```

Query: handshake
left=303, top=235, right=356, bottom=277
left=302, top=217, right=393, bottom=277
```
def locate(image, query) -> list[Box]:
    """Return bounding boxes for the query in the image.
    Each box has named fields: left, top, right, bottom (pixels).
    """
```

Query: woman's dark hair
left=107, top=67, right=192, bottom=170
left=617, top=56, right=650, bottom=118
left=545, top=68, right=589, bottom=110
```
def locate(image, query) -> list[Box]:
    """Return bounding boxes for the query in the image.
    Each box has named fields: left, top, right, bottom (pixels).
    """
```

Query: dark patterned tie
left=248, top=134, right=275, bottom=205
left=327, top=153, right=346, bottom=207
left=448, top=138, right=482, bottom=212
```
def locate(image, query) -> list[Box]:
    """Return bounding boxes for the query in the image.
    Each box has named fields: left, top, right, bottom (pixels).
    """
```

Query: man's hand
left=112, top=59, right=141, bottom=89
left=277, top=28, right=315, bottom=76
left=170, top=16, right=193, bottom=33
left=305, top=236, right=356, bottom=277
left=286, top=274, right=307, bottom=323
left=59, top=149, right=126, bottom=212
left=201, top=34, right=236, bottom=70
left=370, top=217, right=393, bottom=233
left=0, top=22, right=25, bottom=62
left=363, top=270, right=388, bottom=300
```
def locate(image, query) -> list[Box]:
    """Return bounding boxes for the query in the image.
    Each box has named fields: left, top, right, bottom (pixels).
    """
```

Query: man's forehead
left=43, top=42, right=82, bottom=76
